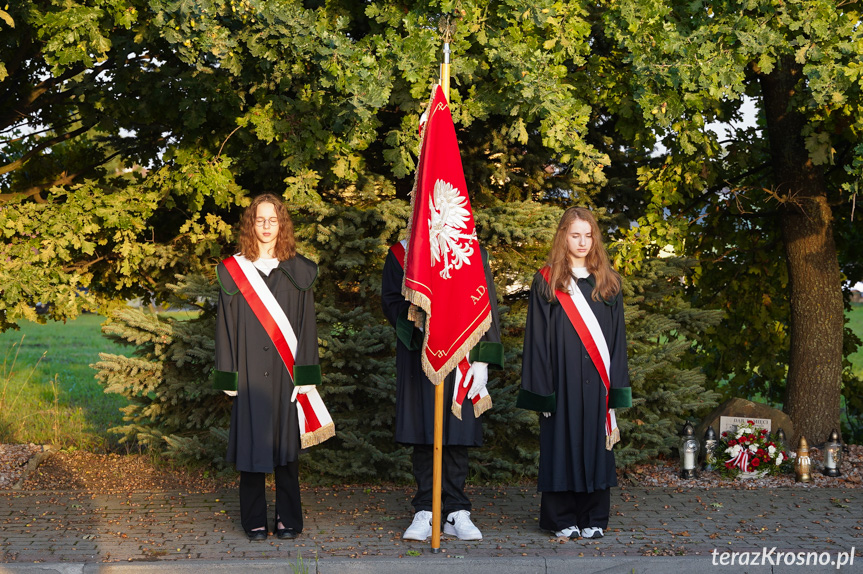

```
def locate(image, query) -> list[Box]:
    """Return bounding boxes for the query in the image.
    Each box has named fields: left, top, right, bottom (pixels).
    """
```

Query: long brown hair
left=237, top=193, right=296, bottom=261
left=544, top=207, right=621, bottom=302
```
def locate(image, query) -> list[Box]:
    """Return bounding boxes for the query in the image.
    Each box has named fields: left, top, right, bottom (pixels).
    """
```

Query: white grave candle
left=684, top=449, right=696, bottom=469
left=825, top=447, right=835, bottom=469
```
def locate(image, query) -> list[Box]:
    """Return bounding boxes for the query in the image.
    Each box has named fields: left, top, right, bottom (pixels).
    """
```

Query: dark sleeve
left=516, top=273, right=556, bottom=412
left=214, top=263, right=239, bottom=391
left=381, top=250, right=422, bottom=350
left=608, top=293, right=632, bottom=408
left=293, top=264, right=322, bottom=386
left=469, top=248, right=504, bottom=368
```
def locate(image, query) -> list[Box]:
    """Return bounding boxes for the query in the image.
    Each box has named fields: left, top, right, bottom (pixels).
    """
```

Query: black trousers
left=411, top=444, right=471, bottom=516
left=539, top=488, right=611, bottom=532
left=239, top=461, right=302, bottom=533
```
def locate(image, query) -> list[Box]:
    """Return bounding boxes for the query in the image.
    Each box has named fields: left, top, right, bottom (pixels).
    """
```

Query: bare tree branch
left=0, top=122, right=95, bottom=177
left=680, top=162, right=771, bottom=215
left=0, top=148, right=124, bottom=204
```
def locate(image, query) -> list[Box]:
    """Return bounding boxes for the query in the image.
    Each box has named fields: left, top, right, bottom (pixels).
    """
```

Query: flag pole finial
left=438, top=13, right=457, bottom=100
left=439, top=13, right=457, bottom=44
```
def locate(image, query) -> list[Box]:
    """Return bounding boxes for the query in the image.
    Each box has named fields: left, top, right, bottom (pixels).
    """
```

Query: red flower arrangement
left=718, top=420, right=789, bottom=479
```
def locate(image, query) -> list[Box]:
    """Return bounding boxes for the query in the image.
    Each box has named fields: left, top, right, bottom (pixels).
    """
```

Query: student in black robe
left=214, top=194, right=321, bottom=541
left=381, top=241, right=504, bottom=541
left=518, top=207, right=631, bottom=540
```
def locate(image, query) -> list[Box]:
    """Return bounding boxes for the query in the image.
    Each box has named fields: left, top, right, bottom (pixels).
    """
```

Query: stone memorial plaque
left=719, top=416, right=772, bottom=436
left=696, top=398, right=793, bottom=444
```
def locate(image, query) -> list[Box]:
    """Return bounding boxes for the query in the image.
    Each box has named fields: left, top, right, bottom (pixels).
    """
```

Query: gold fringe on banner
left=605, top=427, right=620, bottom=451
left=472, top=394, right=492, bottom=418
left=451, top=400, right=463, bottom=421
left=420, top=306, right=490, bottom=385
left=452, top=391, right=492, bottom=420
left=301, top=422, right=336, bottom=449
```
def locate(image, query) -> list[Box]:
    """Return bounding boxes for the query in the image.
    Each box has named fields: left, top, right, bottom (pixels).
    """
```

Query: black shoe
left=246, top=529, right=268, bottom=541
left=275, top=527, right=299, bottom=540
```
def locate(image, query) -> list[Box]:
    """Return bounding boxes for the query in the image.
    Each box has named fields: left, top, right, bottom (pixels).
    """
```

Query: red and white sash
left=539, top=267, right=619, bottom=450
left=223, top=255, right=335, bottom=449
left=451, top=356, right=492, bottom=420
left=390, top=242, right=491, bottom=420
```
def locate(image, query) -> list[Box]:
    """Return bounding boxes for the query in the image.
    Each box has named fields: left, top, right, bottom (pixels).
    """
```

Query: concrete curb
left=0, top=556, right=858, bottom=574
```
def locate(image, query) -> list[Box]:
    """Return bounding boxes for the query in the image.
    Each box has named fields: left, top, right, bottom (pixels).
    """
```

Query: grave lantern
left=703, top=426, right=717, bottom=472
left=795, top=435, right=811, bottom=483
left=822, top=429, right=842, bottom=478
left=679, top=421, right=699, bottom=479
left=776, top=427, right=787, bottom=448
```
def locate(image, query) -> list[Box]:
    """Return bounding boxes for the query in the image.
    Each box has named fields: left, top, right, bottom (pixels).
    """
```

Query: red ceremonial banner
left=402, top=85, right=491, bottom=384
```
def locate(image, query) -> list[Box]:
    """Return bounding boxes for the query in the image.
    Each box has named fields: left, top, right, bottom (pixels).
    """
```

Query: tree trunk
left=759, top=57, right=844, bottom=445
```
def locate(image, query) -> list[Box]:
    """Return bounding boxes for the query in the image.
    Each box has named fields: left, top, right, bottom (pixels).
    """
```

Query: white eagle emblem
left=428, top=179, right=477, bottom=279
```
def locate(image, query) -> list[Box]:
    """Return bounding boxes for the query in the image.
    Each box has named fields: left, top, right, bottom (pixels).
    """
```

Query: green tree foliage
left=2, top=0, right=613, bottom=329
left=602, top=0, right=863, bottom=442
left=1, top=0, right=247, bottom=329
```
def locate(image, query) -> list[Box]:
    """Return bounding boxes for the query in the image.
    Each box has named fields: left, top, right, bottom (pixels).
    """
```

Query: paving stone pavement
left=1, top=484, right=861, bottom=572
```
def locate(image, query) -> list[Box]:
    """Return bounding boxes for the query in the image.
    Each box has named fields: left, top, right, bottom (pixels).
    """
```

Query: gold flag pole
left=431, top=14, right=455, bottom=554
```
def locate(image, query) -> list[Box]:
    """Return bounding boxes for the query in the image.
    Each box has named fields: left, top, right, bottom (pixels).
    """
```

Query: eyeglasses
left=255, top=217, right=279, bottom=227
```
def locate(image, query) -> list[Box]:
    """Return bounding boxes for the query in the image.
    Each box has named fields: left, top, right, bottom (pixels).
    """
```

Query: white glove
left=223, top=390, right=237, bottom=397
left=291, top=385, right=315, bottom=402
left=463, top=361, right=488, bottom=400
left=542, top=412, right=551, bottom=418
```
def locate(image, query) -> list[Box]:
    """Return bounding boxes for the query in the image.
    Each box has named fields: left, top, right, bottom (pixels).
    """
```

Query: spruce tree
left=92, top=275, right=230, bottom=466
left=614, top=256, right=723, bottom=467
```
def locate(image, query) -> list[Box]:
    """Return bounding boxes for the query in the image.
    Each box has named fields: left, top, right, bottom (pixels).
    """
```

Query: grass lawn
left=0, top=314, right=131, bottom=451
left=847, top=304, right=863, bottom=377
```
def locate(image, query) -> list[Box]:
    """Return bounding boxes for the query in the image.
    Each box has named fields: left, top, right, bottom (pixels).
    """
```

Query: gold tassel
left=605, top=427, right=620, bottom=451
left=451, top=400, right=462, bottom=421
left=301, top=422, right=336, bottom=449
left=472, top=394, right=492, bottom=418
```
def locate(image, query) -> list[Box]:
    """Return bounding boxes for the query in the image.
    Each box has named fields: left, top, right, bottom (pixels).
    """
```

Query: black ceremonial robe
left=381, top=245, right=504, bottom=446
left=518, top=271, right=631, bottom=493
left=214, top=256, right=321, bottom=473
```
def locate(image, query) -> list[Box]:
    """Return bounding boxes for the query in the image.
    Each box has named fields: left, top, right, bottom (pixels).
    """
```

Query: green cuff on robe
left=469, top=341, right=504, bottom=368
left=214, top=370, right=238, bottom=391
left=294, top=364, right=322, bottom=386
left=396, top=309, right=423, bottom=351
left=609, top=387, right=632, bottom=409
left=516, top=388, right=556, bottom=413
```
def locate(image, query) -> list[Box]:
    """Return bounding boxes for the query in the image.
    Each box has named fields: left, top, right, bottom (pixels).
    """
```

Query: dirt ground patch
left=0, top=443, right=43, bottom=489
left=18, top=450, right=237, bottom=493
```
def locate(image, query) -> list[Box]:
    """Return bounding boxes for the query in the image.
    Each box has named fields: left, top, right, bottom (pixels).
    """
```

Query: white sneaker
left=582, top=527, right=604, bottom=539
left=402, top=510, right=432, bottom=541
left=554, top=525, right=580, bottom=539
left=443, top=510, right=482, bottom=540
